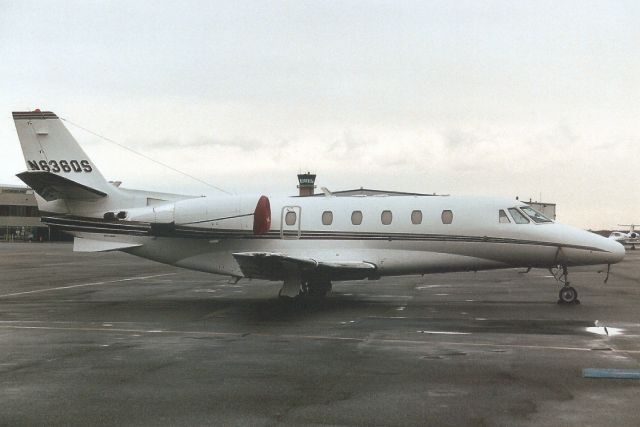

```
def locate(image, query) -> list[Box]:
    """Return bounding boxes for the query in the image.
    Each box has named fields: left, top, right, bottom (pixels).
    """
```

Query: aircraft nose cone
left=607, top=239, right=626, bottom=264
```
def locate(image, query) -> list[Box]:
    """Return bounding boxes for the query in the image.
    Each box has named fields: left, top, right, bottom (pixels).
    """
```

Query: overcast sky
left=1, top=1, right=638, bottom=229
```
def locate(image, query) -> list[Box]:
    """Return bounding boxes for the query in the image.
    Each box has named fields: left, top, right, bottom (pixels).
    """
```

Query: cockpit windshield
left=508, top=208, right=530, bottom=224
left=520, top=206, right=553, bottom=223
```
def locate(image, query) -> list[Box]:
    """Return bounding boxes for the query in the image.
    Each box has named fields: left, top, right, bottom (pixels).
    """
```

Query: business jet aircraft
left=609, top=225, right=639, bottom=250
left=12, top=110, right=625, bottom=304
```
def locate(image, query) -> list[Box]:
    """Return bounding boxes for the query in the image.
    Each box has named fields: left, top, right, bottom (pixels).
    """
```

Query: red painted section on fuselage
left=253, top=195, right=271, bottom=235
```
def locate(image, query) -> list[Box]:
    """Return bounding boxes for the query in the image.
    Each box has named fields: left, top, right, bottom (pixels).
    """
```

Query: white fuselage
left=66, top=194, right=624, bottom=280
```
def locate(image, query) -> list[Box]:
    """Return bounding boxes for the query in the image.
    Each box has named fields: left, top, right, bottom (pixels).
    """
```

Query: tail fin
left=13, top=110, right=192, bottom=218
left=13, top=110, right=115, bottom=198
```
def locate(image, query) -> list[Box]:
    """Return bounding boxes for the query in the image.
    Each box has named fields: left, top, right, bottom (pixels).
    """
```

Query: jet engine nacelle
left=124, top=195, right=271, bottom=234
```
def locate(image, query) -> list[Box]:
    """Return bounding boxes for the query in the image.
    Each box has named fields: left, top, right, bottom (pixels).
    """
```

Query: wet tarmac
left=1, top=242, right=639, bottom=426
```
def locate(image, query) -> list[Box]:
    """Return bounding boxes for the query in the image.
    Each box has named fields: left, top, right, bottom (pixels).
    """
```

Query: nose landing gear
left=551, top=265, right=580, bottom=305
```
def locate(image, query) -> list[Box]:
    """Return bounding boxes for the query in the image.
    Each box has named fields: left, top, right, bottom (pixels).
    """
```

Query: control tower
left=297, top=172, right=316, bottom=196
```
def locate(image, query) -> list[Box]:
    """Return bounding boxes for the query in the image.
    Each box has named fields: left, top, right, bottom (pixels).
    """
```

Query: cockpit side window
left=508, top=207, right=530, bottom=224
left=498, top=209, right=511, bottom=223
left=520, top=206, right=553, bottom=223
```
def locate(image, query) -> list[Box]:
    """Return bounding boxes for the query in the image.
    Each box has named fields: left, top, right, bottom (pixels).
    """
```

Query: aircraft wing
left=232, top=252, right=377, bottom=281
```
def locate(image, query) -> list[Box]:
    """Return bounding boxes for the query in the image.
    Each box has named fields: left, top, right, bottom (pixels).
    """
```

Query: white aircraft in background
left=12, top=110, right=624, bottom=304
left=609, top=225, right=639, bottom=250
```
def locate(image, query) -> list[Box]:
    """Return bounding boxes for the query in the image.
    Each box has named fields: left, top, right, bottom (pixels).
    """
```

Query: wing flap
left=232, top=252, right=377, bottom=281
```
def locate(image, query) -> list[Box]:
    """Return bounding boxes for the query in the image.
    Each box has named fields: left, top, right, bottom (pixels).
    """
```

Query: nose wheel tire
left=558, top=286, right=579, bottom=304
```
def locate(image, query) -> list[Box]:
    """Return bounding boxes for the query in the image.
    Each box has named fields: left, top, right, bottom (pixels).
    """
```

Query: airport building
left=0, top=184, right=43, bottom=241
left=524, top=201, right=556, bottom=220
left=0, top=184, right=69, bottom=241
left=298, top=173, right=436, bottom=198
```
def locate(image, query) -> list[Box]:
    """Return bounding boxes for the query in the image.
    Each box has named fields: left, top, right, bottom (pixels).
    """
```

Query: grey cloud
left=444, top=129, right=480, bottom=149
left=328, top=131, right=373, bottom=155
left=142, top=137, right=267, bottom=151
left=527, top=122, right=579, bottom=148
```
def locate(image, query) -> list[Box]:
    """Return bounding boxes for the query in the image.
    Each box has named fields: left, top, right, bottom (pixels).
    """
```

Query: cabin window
left=520, top=206, right=553, bottom=223
left=322, top=211, right=333, bottom=225
left=381, top=210, right=392, bottom=225
left=508, top=208, right=530, bottom=224
left=351, top=210, right=363, bottom=225
left=285, top=211, right=297, bottom=226
left=441, top=210, right=453, bottom=224
left=499, top=209, right=511, bottom=223
left=411, top=210, right=422, bottom=225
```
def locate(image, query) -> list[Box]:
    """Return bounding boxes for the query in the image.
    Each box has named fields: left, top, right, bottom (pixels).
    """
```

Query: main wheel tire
left=558, top=286, right=578, bottom=304
left=306, top=281, right=332, bottom=297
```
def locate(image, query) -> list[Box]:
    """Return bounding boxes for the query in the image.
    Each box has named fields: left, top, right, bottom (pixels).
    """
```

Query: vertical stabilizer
left=13, top=110, right=113, bottom=196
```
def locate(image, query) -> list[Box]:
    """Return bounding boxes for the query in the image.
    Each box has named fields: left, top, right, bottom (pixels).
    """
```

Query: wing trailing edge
left=232, top=252, right=377, bottom=281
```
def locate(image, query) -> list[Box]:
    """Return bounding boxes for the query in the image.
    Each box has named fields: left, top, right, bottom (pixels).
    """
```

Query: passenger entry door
left=280, top=206, right=301, bottom=239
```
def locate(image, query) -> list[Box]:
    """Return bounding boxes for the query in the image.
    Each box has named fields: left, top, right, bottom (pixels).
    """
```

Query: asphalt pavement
left=1, top=242, right=639, bottom=426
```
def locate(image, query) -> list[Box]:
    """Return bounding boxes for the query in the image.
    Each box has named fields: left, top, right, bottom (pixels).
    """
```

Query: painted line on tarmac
left=0, top=325, right=239, bottom=337
left=0, top=323, right=638, bottom=354
left=0, top=273, right=176, bottom=298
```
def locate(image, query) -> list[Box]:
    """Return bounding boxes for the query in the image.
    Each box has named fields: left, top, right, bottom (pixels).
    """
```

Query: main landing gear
left=551, top=265, right=579, bottom=305
left=278, top=279, right=332, bottom=299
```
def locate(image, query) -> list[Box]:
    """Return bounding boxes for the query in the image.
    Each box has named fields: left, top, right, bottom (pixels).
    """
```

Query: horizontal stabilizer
left=73, top=237, right=142, bottom=252
left=233, top=252, right=377, bottom=281
left=17, top=171, right=107, bottom=201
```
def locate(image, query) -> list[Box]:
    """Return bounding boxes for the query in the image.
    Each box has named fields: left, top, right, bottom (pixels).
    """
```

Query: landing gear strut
left=552, top=265, right=579, bottom=305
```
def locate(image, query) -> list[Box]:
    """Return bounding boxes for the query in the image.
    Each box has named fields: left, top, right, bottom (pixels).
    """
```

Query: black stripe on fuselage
left=42, top=216, right=150, bottom=236
left=41, top=215, right=608, bottom=253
